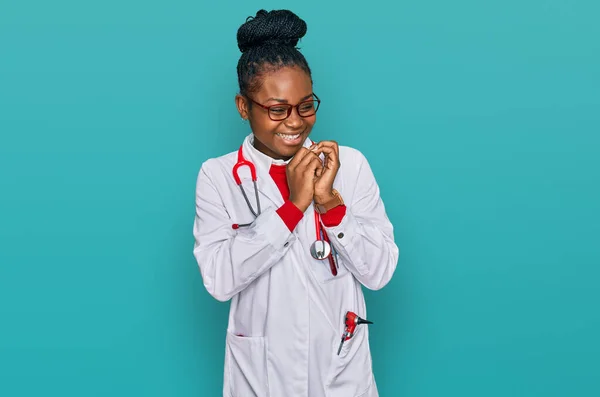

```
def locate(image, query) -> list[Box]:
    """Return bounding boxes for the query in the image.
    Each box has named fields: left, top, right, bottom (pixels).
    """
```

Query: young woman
left=193, top=9, right=399, bottom=397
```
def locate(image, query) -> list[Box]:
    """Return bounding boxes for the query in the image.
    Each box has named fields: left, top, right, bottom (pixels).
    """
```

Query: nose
left=284, top=106, right=303, bottom=128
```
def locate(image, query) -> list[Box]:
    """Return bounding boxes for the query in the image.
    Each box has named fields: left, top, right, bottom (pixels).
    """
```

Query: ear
left=235, top=94, right=250, bottom=120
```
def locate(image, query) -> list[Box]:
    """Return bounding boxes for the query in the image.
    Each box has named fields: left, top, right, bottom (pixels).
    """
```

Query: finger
left=306, top=156, right=323, bottom=177
left=314, top=140, right=338, bottom=154
left=309, top=146, right=321, bottom=159
left=288, top=147, right=310, bottom=170
left=312, top=142, right=338, bottom=163
left=306, top=155, right=323, bottom=175
left=309, top=155, right=323, bottom=168
left=298, top=150, right=321, bottom=170
left=316, top=145, right=339, bottom=170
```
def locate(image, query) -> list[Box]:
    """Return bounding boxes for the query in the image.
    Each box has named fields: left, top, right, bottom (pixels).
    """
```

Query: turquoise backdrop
left=1, top=0, right=599, bottom=396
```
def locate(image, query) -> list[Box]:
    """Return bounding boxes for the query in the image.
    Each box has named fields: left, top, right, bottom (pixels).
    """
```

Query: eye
left=270, top=107, right=287, bottom=114
left=300, top=102, right=314, bottom=111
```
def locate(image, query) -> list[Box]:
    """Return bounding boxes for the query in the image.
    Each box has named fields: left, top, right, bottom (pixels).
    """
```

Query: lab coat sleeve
left=192, top=162, right=298, bottom=302
left=323, top=149, right=399, bottom=290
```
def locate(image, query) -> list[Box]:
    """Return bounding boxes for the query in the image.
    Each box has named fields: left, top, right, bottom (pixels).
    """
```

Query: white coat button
left=284, top=242, right=289, bottom=247
left=338, top=233, right=344, bottom=239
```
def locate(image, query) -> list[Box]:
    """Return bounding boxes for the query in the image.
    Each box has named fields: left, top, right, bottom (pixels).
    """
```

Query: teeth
left=277, top=133, right=301, bottom=141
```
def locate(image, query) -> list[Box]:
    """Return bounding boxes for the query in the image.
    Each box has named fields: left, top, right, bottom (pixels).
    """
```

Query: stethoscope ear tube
left=238, top=181, right=261, bottom=218
left=231, top=182, right=257, bottom=229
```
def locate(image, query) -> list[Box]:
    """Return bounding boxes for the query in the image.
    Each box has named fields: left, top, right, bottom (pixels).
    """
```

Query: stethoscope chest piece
left=310, top=240, right=332, bottom=260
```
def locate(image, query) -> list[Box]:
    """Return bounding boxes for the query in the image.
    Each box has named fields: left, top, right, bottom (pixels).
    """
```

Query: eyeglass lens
left=269, top=100, right=319, bottom=121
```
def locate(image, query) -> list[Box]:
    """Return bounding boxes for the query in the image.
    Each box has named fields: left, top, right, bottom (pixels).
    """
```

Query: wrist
left=290, top=198, right=310, bottom=213
left=314, top=191, right=335, bottom=205
left=314, top=189, right=344, bottom=214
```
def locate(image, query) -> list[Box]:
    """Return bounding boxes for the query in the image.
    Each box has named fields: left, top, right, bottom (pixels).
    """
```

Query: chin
left=276, top=145, right=301, bottom=160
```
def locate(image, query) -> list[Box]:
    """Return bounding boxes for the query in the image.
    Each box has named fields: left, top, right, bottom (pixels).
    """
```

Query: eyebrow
left=265, top=93, right=314, bottom=103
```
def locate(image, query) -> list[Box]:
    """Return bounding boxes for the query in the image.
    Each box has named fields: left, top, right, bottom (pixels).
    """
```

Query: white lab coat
left=193, top=134, right=399, bottom=397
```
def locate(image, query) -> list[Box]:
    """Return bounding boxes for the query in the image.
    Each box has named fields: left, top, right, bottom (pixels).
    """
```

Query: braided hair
left=236, top=9, right=312, bottom=98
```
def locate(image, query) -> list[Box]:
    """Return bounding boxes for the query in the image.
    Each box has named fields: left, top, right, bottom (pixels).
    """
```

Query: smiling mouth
left=276, top=129, right=305, bottom=142
left=276, top=133, right=301, bottom=141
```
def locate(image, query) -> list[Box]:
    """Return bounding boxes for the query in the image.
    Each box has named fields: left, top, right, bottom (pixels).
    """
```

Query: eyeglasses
left=246, top=93, right=321, bottom=121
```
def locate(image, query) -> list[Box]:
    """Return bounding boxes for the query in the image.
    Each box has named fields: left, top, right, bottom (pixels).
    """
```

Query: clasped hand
left=287, top=141, right=340, bottom=213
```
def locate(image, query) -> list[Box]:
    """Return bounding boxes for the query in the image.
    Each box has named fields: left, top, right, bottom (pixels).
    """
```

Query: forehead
left=256, top=66, right=313, bottom=102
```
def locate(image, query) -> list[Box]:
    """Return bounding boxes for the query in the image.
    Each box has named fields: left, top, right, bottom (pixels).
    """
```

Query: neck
left=253, top=137, right=293, bottom=161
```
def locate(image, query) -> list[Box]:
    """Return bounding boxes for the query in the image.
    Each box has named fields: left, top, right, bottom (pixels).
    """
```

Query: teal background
left=1, top=0, right=599, bottom=395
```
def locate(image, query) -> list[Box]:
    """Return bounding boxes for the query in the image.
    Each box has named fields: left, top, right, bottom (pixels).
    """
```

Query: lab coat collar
left=240, top=133, right=313, bottom=207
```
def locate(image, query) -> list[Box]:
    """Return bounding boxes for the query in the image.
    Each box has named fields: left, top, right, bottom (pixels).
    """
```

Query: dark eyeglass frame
left=246, top=93, right=321, bottom=121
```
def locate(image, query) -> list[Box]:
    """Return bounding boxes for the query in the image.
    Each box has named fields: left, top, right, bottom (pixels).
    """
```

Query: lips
left=276, top=133, right=301, bottom=141
left=276, top=130, right=305, bottom=145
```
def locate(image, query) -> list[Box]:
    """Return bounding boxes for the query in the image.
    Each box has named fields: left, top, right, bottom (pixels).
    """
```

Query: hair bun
left=237, top=9, right=307, bottom=53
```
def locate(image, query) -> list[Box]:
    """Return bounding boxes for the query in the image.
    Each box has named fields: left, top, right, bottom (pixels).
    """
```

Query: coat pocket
left=327, top=325, right=374, bottom=397
left=337, top=319, right=364, bottom=359
left=225, top=331, right=270, bottom=397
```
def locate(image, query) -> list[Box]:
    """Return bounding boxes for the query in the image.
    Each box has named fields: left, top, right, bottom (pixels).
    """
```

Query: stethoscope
left=232, top=143, right=339, bottom=276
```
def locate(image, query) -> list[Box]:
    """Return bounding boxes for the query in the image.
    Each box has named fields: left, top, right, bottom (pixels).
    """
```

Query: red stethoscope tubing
left=232, top=145, right=257, bottom=184
left=314, top=211, right=338, bottom=276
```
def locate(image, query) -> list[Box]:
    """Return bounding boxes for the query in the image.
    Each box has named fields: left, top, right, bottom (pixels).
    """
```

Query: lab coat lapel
left=241, top=135, right=283, bottom=209
left=257, top=170, right=285, bottom=209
